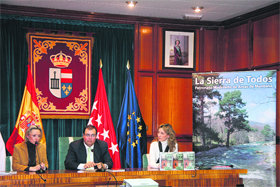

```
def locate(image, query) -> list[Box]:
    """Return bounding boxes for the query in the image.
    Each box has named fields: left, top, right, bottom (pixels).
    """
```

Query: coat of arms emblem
left=49, top=51, right=73, bottom=98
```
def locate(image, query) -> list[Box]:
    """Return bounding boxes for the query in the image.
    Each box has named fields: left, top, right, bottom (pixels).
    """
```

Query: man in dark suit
left=64, top=125, right=113, bottom=170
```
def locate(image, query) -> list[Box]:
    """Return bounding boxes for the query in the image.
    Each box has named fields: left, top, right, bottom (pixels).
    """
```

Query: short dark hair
left=83, top=125, right=97, bottom=134
left=175, top=40, right=180, bottom=44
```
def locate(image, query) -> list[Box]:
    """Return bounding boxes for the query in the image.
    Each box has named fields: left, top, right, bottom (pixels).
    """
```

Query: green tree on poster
left=216, top=90, right=252, bottom=147
left=261, top=125, right=275, bottom=141
left=192, top=74, right=222, bottom=147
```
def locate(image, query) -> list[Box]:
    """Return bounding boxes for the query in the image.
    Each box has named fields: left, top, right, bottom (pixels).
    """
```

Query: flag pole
left=100, top=59, right=103, bottom=69
left=126, top=60, right=130, bottom=70
left=87, top=58, right=122, bottom=169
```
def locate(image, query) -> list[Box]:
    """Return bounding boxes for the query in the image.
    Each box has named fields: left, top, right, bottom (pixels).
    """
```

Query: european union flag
left=117, top=68, right=147, bottom=168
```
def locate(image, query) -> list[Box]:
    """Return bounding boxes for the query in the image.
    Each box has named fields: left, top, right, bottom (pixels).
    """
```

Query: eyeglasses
left=84, top=134, right=97, bottom=138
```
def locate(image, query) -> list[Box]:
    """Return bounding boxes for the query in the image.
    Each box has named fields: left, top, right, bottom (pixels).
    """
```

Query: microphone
left=35, top=142, right=46, bottom=174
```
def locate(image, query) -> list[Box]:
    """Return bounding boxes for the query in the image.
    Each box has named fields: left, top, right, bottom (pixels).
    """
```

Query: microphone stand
left=90, top=149, right=117, bottom=186
left=36, top=171, right=46, bottom=182
left=35, top=142, right=46, bottom=182
left=105, top=170, right=117, bottom=187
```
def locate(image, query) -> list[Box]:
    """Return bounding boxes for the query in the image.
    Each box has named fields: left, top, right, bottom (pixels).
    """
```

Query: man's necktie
left=87, top=147, right=93, bottom=163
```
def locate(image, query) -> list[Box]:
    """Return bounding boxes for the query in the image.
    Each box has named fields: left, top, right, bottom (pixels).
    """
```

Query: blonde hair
left=24, top=125, right=42, bottom=142
left=154, top=123, right=177, bottom=152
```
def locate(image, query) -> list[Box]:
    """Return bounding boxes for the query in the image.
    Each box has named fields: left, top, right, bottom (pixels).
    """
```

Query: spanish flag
left=6, top=65, right=46, bottom=155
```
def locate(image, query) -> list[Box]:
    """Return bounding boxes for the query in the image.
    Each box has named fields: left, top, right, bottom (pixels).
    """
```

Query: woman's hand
left=29, top=163, right=47, bottom=171
left=40, top=163, right=46, bottom=170
left=29, top=164, right=41, bottom=171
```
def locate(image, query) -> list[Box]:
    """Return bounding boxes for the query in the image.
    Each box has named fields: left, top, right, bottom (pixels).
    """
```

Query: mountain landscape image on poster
left=192, top=70, right=276, bottom=187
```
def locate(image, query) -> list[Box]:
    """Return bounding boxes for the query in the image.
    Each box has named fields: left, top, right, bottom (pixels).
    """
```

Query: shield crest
left=19, top=111, right=40, bottom=133
left=49, top=68, right=73, bottom=98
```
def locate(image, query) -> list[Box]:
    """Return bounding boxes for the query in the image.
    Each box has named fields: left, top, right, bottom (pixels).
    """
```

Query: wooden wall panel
left=178, top=142, right=193, bottom=152
left=158, top=27, right=163, bottom=71
left=139, top=26, right=154, bottom=71
left=134, top=15, right=278, bottom=180
left=253, top=15, right=280, bottom=66
left=195, top=29, right=200, bottom=72
left=202, top=29, right=218, bottom=72
left=138, top=75, right=153, bottom=136
left=157, top=77, right=193, bottom=136
left=224, top=24, right=250, bottom=70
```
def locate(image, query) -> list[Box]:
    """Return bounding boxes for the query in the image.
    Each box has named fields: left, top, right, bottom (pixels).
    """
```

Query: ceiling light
left=126, top=1, right=137, bottom=8
left=183, top=14, right=203, bottom=20
left=192, top=6, right=204, bottom=13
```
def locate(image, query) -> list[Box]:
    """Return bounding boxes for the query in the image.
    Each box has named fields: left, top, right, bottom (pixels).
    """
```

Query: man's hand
left=96, top=162, right=108, bottom=170
left=84, top=161, right=95, bottom=169
left=96, top=162, right=103, bottom=170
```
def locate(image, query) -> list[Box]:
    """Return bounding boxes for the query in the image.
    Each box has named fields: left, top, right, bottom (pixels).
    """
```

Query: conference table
left=0, top=168, right=247, bottom=186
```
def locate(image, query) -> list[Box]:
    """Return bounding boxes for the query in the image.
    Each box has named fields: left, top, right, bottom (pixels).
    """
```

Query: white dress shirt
left=77, top=143, right=94, bottom=170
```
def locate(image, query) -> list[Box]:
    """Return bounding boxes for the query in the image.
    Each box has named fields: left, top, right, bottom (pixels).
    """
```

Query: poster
left=192, top=70, right=276, bottom=187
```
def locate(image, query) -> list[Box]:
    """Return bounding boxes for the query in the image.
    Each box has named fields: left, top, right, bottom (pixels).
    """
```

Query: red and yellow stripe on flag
left=6, top=65, right=46, bottom=155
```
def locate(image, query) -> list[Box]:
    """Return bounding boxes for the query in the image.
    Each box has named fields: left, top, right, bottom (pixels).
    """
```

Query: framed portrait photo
left=163, top=29, right=195, bottom=70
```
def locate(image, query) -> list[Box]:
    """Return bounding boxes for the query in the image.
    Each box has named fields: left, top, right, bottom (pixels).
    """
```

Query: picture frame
left=163, top=29, right=195, bottom=70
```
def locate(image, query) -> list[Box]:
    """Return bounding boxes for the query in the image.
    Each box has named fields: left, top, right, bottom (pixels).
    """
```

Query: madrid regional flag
left=87, top=64, right=121, bottom=169
left=6, top=65, right=46, bottom=155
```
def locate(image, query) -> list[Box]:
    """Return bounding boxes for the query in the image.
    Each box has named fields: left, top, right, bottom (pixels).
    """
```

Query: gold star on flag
left=132, top=142, right=136, bottom=147
left=132, top=112, right=135, bottom=115
left=128, top=115, right=131, bottom=120
left=138, top=125, right=142, bottom=131
left=127, top=131, right=130, bottom=135
left=137, top=133, right=142, bottom=138
left=136, top=117, right=141, bottom=123
left=136, top=140, right=138, bottom=144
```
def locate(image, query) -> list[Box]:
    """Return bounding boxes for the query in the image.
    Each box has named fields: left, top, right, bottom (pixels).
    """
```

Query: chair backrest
left=58, top=137, right=82, bottom=170
left=142, top=154, right=149, bottom=169
left=6, top=156, right=13, bottom=172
